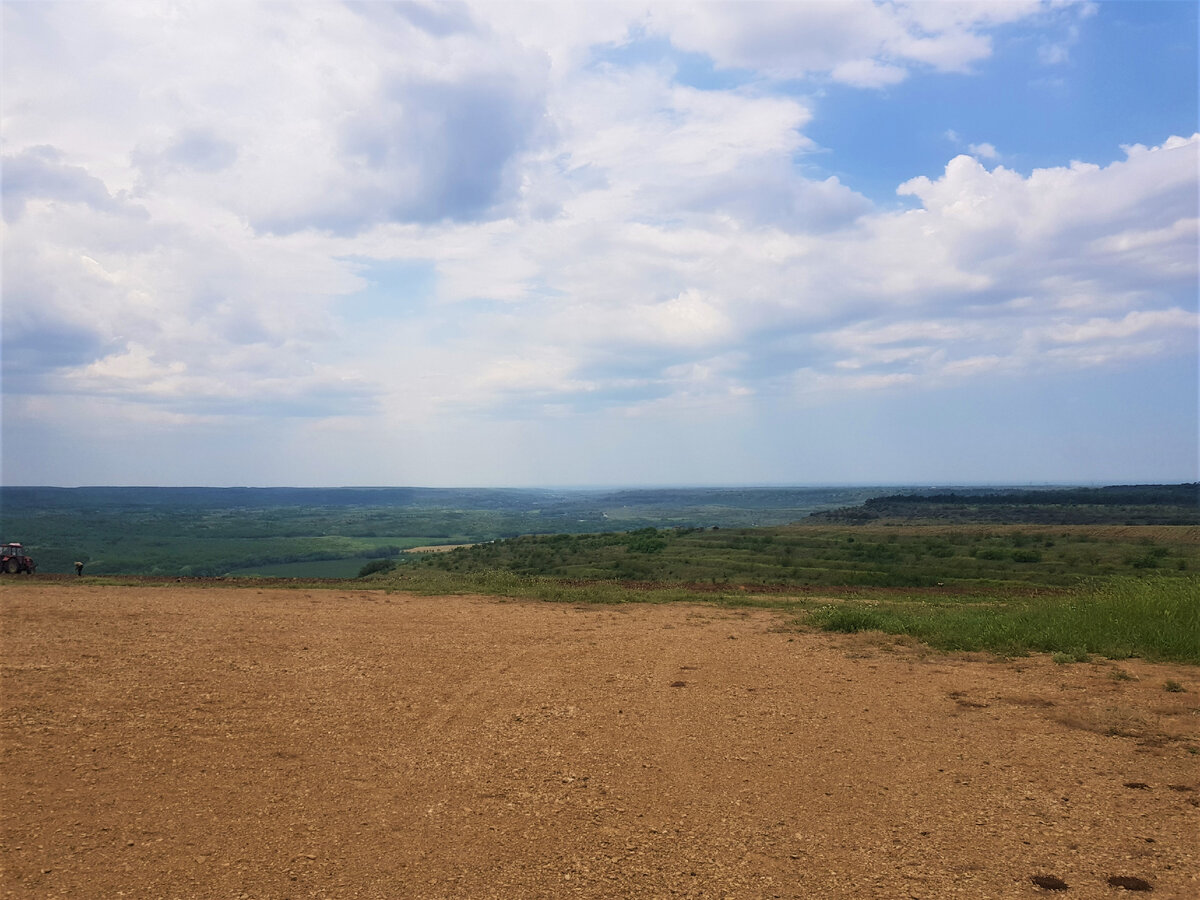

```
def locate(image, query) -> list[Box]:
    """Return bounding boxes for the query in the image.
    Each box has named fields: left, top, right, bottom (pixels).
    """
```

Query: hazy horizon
left=3, top=480, right=1189, bottom=492
left=3, top=1, right=1197, bottom=487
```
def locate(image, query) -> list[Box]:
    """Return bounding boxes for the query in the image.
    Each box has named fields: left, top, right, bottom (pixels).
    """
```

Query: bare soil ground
left=2, top=583, right=1197, bottom=899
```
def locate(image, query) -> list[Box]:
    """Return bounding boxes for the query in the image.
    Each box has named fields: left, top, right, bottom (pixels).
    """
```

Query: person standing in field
left=74, top=561, right=83, bottom=576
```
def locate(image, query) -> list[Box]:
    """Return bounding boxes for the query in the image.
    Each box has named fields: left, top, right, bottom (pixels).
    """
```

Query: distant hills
left=2, top=483, right=1194, bottom=576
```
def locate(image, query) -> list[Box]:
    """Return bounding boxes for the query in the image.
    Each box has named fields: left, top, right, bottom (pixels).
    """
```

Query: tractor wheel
left=2, top=559, right=18, bottom=574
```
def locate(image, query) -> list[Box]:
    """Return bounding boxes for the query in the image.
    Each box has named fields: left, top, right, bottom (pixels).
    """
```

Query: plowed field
left=2, top=583, right=1197, bottom=898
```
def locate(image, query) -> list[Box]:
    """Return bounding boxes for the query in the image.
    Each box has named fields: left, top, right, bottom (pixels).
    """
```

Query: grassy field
left=804, top=576, right=1199, bottom=663
left=402, top=522, right=1200, bottom=588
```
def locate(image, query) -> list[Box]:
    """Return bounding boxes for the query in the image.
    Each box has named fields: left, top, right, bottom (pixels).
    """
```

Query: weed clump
left=1052, top=648, right=1090, bottom=664
left=809, top=606, right=889, bottom=634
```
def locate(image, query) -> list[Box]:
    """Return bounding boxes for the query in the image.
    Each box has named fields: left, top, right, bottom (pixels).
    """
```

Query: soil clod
left=1031, top=874, right=1069, bottom=891
left=1107, top=875, right=1154, bottom=891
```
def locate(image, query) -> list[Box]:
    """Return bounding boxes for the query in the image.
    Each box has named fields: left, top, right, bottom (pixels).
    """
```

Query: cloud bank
left=2, top=1, right=1195, bottom=485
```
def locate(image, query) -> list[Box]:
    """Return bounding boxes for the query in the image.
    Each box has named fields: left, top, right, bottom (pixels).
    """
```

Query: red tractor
left=1, top=543, right=37, bottom=575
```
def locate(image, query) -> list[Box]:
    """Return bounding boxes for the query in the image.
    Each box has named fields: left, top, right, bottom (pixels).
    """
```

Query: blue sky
left=2, top=0, right=1196, bottom=487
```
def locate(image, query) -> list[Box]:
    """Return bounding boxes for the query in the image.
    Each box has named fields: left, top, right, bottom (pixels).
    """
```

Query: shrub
left=362, top=545, right=402, bottom=559
left=625, top=529, right=667, bottom=554
left=357, top=558, right=398, bottom=578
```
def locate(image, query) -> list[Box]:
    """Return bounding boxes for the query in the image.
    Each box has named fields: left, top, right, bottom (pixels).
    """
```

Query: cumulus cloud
left=4, top=1, right=552, bottom=236
left=270, top=72, right=548, bottom=233
left=776, top=135, right=1197, bottom=390
left=905, top=138, right=1190, bottom=237
left=1, top=146, right=128, bottom=222
left=383, top=131, right=1197, bottom=416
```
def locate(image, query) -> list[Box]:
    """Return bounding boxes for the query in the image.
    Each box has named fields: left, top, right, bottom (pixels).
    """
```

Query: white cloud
left=1044, top=308, right=1198, bottom=344
left=623, top=289, right=734, bottom=348
left=896, top=136, right=1199, bottom=277
left=470, top=353, right=590, bottom=395
left=824, top=320, right=984, bottom=350
left=1, top=146, right=131, bottom=222
left=1038, top=42, right=1070, bottom=65
left=830, top=59, right=909, bottom=88
left=647, top=0, right=1048, bottom=84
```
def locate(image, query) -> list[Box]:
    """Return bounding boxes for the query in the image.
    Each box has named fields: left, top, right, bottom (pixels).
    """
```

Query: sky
left=1, top=0, right=1197, bottom=488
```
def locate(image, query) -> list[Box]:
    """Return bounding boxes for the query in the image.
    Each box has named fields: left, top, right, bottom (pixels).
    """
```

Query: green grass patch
left=805, top=575, right=1200, bottom=663
left=377, top=567, right=726, bottom=606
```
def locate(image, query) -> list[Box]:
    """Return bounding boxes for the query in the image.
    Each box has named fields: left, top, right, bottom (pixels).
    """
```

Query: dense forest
left=807, top=484, right=1199, bottom=525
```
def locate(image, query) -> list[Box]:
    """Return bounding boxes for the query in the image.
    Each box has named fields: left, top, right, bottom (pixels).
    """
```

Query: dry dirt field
left=2, top=582, right=1197, bottom=899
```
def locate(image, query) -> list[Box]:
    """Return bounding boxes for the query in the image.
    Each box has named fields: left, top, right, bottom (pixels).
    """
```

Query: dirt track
left=2, top=583, right=1197, bottom=899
